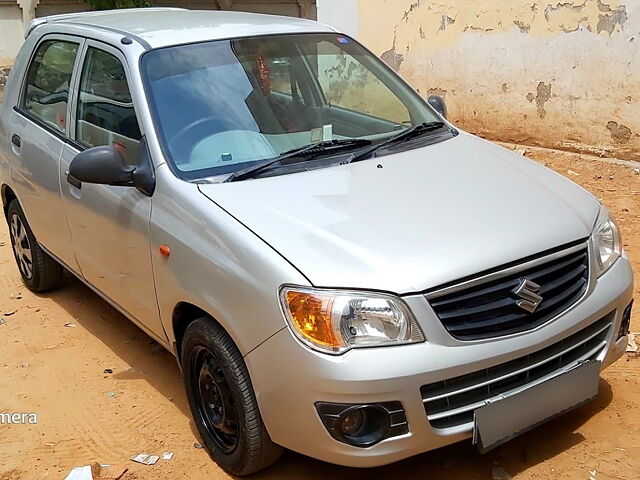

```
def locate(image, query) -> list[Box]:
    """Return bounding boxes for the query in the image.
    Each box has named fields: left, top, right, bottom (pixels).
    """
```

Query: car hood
left=198, top=133, right=600, bottom=294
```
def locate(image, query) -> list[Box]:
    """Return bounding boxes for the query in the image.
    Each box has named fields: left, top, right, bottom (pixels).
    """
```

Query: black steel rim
left=191, top=346, right=239, bottom=454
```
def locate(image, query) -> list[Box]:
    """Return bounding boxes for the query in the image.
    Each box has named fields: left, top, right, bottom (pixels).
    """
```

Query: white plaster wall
left=0, top=4, right=26, bottom=67
left=320, top=0, right=640, bottom=161
left=316, top=0, right=358, bottom=37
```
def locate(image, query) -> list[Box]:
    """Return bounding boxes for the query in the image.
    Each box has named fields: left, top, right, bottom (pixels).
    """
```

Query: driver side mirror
left=68, top=137, right=155, bottom=196
left=69, top=145, right=135, bottom=187
left=427, top=95, right=448, bottom=119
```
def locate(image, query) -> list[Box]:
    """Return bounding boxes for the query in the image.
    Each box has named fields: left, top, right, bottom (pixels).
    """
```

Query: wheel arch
left=172, top=302, right=240, bottom=365
left=1, top=184, right=17, bottom=219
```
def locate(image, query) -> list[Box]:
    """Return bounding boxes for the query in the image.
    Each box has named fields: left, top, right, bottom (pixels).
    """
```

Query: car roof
left=30, top=8, right=337, bottom=49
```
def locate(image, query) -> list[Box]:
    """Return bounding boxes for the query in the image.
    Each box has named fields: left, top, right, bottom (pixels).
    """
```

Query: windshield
left=141, top=33, right=442, bottom=180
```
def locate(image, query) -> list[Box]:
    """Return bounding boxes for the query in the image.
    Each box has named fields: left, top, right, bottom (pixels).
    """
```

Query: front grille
left=421, top=316, right=611, bottom=430
left=427, top=243, right=590, bottom=340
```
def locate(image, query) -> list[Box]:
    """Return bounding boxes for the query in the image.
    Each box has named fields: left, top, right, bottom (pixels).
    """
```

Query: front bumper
left=245, top=255, right=633, bottom=467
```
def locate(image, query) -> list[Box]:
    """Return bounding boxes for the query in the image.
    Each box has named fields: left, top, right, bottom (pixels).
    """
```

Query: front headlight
left=279, top=286, right=425, bottom=354
left=592, top=206, right=622, bottom=276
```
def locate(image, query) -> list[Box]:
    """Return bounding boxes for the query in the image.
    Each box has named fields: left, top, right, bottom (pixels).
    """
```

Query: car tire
left=182, top=317, right=282, bottom=475
left=7, top=199, right=63, bottom=292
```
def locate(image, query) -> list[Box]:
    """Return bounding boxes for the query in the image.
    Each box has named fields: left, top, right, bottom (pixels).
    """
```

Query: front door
left=59, top=40, right=164, bottom=341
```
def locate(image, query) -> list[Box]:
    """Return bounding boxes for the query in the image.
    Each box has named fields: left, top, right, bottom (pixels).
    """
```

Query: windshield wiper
left=343, top=121, right=446, bottom=164
left=223, top=138, right=371, bottom=183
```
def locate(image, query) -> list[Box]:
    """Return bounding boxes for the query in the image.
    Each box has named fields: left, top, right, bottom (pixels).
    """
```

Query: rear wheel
left=7, top=200, right=63, bottom=292
left=182, top=317, right=282, bottom=475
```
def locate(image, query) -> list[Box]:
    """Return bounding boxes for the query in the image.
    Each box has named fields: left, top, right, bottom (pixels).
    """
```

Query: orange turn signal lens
left=280, top=286, right=424, bottom=354
left=284, top=290, right=341, bottom=349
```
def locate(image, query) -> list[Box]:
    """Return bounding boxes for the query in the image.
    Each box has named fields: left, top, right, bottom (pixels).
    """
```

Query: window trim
left=16, top=34, right=86, bottom=141
left=71, top=39, right=144, bottom=151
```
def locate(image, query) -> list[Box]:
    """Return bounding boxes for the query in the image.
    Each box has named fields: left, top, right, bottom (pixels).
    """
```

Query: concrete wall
left=36, top=0, right=88, bottom=18
left=317, top=0, right=639, bottom=161
left=0, top=2, right=27, bottom=67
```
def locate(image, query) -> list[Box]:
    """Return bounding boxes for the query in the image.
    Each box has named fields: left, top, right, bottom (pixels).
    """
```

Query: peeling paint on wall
left=356, top=0, right=640, bottom=161
left=427, top=87, right=448, bottom=98
left=381, top=42, right=404, bottom=71
left=597, top=5, right=628, bottom=34
left=371, top=0, right=630, bottom=51
left=440, top=15, right=455, bottom=30
left=606, top=121, right=632, bottom=143
left=513, top=20, right=531, bottom=33
left=527, top=82, right=552, bottom=119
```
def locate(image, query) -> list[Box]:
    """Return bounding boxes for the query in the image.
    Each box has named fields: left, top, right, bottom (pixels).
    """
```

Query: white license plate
left=473, top=360, right=601, bottom=452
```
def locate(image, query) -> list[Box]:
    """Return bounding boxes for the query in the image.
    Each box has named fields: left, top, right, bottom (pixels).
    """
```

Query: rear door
left=59, top=40, right=163, bottom=340
left=6, top=35, right=84, bottom=272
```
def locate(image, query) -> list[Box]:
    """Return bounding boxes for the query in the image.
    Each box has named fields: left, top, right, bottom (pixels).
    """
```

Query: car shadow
left=43, top=273, right=614, bottom=480
left=42, top=273, right=192, bottom=418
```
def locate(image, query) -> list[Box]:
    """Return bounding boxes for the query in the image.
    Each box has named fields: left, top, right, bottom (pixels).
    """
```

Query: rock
left=95, top=463, right=129, bottom=479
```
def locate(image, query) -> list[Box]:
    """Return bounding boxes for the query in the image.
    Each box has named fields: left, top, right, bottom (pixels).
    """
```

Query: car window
left=142, top=34, right=439, bottom=180
left=314, top=41, right=410, bottom=125
left=76, top=47, right=141, bottom=165
left=270, top=57, right=305, bottom=100
left=23, top=40, right=79, bottom=133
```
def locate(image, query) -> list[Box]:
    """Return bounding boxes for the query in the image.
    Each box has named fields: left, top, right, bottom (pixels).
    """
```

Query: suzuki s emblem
left=513, top=279, right=543, bottom=313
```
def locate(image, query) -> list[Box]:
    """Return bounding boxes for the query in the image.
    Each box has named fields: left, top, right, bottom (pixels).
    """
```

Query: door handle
left=11, top=134, right=21, bottom=148
left=66, top=171, right=82, bottom=189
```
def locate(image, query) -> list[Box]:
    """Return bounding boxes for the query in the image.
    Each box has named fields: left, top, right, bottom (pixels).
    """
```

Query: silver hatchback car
left=0, top=8, right=634, bottom=475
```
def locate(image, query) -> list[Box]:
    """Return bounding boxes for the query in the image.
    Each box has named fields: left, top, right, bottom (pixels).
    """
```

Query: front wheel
left=7, top=200, right=63, bottom=292
left=182, top=317, right=282, bottom=475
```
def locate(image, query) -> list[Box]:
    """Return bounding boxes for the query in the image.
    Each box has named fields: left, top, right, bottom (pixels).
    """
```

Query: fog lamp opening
left=618, top=301, right=633, bottom=339
left=315, top=401, right=408, bottom=448
left=336, top=405, right=389, bottom=447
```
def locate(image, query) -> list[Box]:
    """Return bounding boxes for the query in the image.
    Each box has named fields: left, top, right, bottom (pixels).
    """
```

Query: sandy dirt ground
left=0, top=146, right=638, bottom=480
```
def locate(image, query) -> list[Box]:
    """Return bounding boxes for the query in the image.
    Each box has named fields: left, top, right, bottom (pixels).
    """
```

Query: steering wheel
left=168, top=115, right=234, bottom=165
left=32, top=90, right=69, bottom=106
